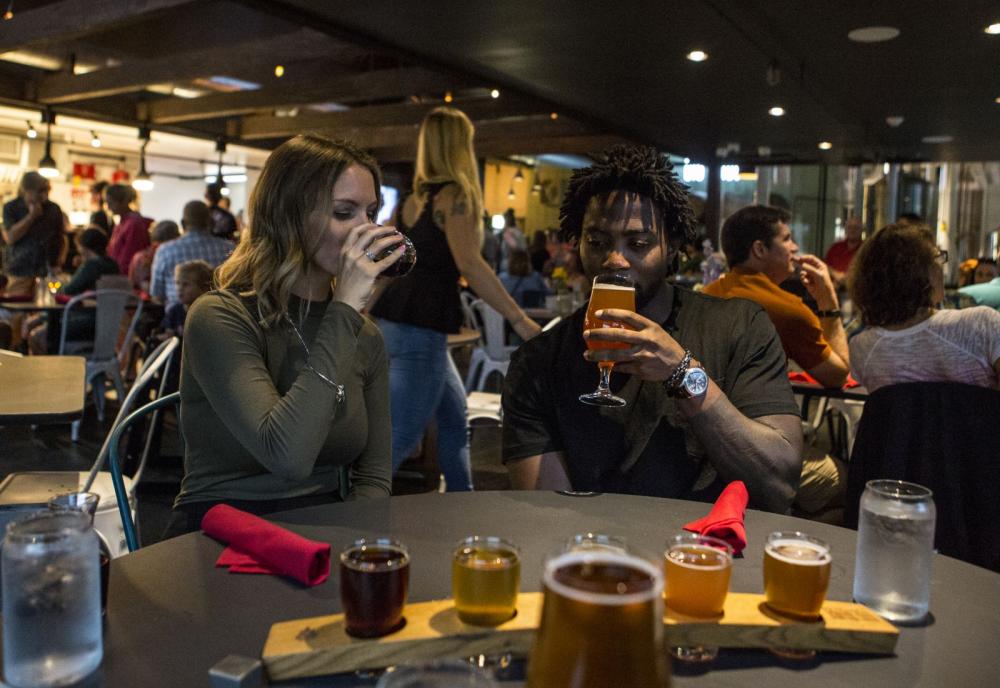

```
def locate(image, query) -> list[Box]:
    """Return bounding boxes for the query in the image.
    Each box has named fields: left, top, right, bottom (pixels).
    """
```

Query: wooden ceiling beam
left=142, top=67, right=456, bottom=124
left=375, top=134, right=628, bottom=162
left=0, top=0, right=200, bottom=54
left=237, top=96, right=550, bottom=140
left=36, top=29, right=333, bottom=104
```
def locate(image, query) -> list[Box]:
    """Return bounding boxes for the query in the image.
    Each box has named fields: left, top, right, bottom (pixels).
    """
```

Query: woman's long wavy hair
left=215, top=135, right=380, bottom=327
left=848, top=223, right=938, bottom=327
left=414, top=107, right=483, bottom=236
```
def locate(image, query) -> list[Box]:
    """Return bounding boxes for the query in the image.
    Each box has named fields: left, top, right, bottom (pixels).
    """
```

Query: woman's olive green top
left=175, top=290, right=392, bottom=507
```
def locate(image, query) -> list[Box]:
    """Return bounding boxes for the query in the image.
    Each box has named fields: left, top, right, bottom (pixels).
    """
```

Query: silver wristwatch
left=670, top=366, right=709, bottom=399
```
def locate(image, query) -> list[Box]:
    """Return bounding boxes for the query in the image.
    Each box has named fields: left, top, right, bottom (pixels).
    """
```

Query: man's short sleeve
left=722, top=305, right=800, bottom=420
left=501, top=341, right=562, bottom=463
left=770, top=304, right=831, bottom=371
left=3, top=200, right=23, bottom=234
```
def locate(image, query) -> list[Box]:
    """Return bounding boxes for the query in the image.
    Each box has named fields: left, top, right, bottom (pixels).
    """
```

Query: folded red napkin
left=788, top=370, right=861, bottom=389
left=54, top=294, right=71, bottom=305
left=683, top=481, right=749, bottom=555
left=201, top=505, right=331, bottom=586
left=0, top=293, right=33, bottom=302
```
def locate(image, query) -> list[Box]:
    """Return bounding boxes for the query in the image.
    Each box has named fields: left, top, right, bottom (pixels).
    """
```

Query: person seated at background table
left=501, top=145, right=802, bottom=513
left=105, top=183, right=153, bottom=276
left=499, top=248, right=549, bottom=307
left=849, top=224, right=1000, bottom=392
left=26, top=226, right=119, bottom=354
left=129, top=220, right=180, bottom=295
left=164, top=135, right=402, bottom=538
left=150, top=201, right=234, bottom=309
left=958, top=256, right=1000, bottom=310
left=704, top=205, right=850, bottom=389
left=161, top=259, right=213, bottom=340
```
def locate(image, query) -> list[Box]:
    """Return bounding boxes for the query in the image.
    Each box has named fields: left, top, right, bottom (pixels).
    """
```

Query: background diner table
left=0, top=294, right=96, bottom=355
left=0, top=354, right=85, bottom=424
left=24, top=491, right=998, bottom=686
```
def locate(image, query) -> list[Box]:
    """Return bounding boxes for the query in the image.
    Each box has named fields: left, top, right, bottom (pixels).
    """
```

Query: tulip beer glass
left=663, top=533, right=732, bottom=662
left=527, top=547, right=668, bottom=687
left=451, top=536, right=520, bottom=626
left=579, top=274, right=636, bottom=407
left=340, top=539, right=410, bottom=638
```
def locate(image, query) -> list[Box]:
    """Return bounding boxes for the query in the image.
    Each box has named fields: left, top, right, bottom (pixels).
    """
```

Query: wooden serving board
left=262, top=592, right=898, bottom=681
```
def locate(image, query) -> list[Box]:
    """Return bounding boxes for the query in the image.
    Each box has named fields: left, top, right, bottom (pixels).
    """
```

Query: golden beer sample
left=584, top=283, right=637, bottom=353
left=664, top=544, right=731, bottom=617
left=451, top=540, right=520, bottom=626
left=527, top=551, right=668, bottom=688
left=763, top=536, right=832, bottom=619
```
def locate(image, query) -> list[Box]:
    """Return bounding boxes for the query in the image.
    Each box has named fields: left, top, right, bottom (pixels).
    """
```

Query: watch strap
left=663, top=350, right=693, bottom=392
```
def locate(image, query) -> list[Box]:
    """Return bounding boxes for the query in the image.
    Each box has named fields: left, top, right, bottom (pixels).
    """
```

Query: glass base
left=769, top=647, right=817, bottom=660
left=670, top=645, right=719, bottom=663
left=578, top=391, right=627, bottom=407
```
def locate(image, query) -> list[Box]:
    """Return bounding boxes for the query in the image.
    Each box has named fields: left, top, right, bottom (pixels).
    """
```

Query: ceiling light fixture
left=921, top=135, right=954, bottom=144
left=768, top=106, right=785, bottom=117
left=507, top=185, right=515, bottom=200
left=37, top=111, right=58, bottom=179
left=444, top=90, right=453, bottom=103
left=90, top=131, right=101, bottom=148
left=550, top=112, right=558, bottom=120
left=818, top=141, right=833, bottom=150
left=214, top=137, right=227, bottom=193
left=25, top=121, right=36, bottom=139
left=274, top=65, right=285, bottom=78
left=532, top=183, right=541, bottom=196
left=513, top=167, right=524, bottom=183
left=686, top=50, right=708, bottom=62
left=2, top=0, right=12, bottom=21
left=885, top=115, right=905, bottom=127
left=985, top=23, right=1000, bottom=35
left=490, top=88, right=500, bottom=99
left=847, top=26, right=900, bottom=43
left=132, top=127, right=154, bottom=192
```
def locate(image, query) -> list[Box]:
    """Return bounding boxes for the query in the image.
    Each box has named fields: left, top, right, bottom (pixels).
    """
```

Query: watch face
left=683, top=368, right=709, bottom=397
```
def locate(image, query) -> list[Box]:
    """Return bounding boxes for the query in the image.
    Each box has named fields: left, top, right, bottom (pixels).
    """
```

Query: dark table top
left=791, top=381, right=870, bottom=402
left=0, top=354, right=85, bottom=424
left=84, top=491, right=998, bottom=686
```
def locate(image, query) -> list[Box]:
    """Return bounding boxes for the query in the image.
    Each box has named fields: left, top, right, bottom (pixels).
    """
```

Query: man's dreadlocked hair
left=559, top=145, right=696, bottom=246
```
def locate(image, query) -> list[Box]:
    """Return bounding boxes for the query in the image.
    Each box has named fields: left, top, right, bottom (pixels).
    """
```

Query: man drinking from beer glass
left=501, top=145, right=802, bottom=512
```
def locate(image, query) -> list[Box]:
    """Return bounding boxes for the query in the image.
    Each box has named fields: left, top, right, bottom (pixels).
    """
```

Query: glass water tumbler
left=2, top=510, right=103, bottom=688
left=853, top=480, right=936, bottom=623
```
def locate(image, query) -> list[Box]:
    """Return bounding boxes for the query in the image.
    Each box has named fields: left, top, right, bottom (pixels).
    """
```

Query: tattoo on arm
left=451, top=197, right=468, bottom=216
left=433, top=209, right=447, bottom=228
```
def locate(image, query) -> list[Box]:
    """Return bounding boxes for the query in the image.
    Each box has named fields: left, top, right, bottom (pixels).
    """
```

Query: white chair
left=0, top=338, right=180, bottom=557
left=467, top=391, right=502, bottom=425
left=464, top=299, right=517, bottom=392
left=459, top=290, right=479, bottom=332
left=59, top=287, right=138, bottom=441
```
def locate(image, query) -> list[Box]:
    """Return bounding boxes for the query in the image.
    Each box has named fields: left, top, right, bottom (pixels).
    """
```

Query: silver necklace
left=284, top=312, right=346, bottom=404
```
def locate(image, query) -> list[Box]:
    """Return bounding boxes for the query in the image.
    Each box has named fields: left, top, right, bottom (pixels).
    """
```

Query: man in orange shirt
left=705, top=205, right=849, bottom=515
left=704, top=205, right=849, bottom=388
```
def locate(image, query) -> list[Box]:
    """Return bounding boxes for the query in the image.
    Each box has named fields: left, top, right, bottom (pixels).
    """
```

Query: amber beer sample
left=579, top=274, right=636, bottom=407
left=763, top=531, right=831, bottom=618
left=527, top=550, right=669, bottom=688
left=664, top=535, right=732, bottom=617
left=452, top=536, right=520, bottom=626
left=340, top=539, right=409, bottom=638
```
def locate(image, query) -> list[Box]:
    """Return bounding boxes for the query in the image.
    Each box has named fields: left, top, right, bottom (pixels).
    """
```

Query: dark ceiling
left=0, top=0, right=996, bottom=163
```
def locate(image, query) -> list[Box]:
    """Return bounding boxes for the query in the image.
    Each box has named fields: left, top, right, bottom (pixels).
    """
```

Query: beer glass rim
left=666, top=533, right=734, bottom=560
left=765, top=531, right=831, bottom=564
left=6, top=509, right=91, bottom=544
left=543, top=549, right=663, bottom=606
left=563, top=532, right=629, bottom=553
left=591, top=273, right=635, bottom=289
left=865, top=479, right=933, bottom=501
left=48, top=491, right=100, bottom=515
left=340, top=538, right=409, bottom=570
left=453, top=535, right=519, bottom=557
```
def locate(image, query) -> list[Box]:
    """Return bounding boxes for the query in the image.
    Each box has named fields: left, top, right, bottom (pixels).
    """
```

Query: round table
left=86, top=492, right=997, bottom=686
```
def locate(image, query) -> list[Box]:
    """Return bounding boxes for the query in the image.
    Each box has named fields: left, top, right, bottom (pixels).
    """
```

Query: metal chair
left=0, top=338, right=180, bottom=557
left=464, top=299, right=517, bottom=392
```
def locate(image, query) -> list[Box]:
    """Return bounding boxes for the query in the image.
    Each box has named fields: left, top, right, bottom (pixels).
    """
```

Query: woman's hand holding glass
left=333, top=223, right=407, bottom=312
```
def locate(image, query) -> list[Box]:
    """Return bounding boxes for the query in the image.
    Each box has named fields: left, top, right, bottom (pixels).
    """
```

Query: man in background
left=205, top=183, right=237, bottom=241
left=150, top=201, right=233, bottom=308
left=824, top=216, right=864, bottom=288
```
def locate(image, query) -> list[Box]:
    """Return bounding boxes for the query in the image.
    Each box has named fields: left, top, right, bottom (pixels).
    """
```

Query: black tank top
left=370, top=182, right=464, bottom=333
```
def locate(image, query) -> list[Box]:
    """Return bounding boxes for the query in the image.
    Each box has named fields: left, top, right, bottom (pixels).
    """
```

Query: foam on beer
left=590, top=283, right=635, bottom=292
left=543, top=550, right=663, bottom=606
left=666, top=545, right=729, bottom=571
left=764, top=539, right=831, bottom=566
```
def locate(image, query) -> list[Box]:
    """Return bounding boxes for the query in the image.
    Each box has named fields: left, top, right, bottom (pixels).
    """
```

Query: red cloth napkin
left=54, top=294, right=71, bottom=305
left=0, top=293, right=33, bottom=302
left=201, top=505, right=331, bottom=586
left=788, top=370, right=861, bottom=389
left=683, top=481, right=749, bottom=555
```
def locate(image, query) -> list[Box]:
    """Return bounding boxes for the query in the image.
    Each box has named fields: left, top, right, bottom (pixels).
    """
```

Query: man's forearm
left=819, top=317, right=849, bottom=369
left=679, top=382, right=801, bottom=512
left=3, top=215, right=34, bottom=244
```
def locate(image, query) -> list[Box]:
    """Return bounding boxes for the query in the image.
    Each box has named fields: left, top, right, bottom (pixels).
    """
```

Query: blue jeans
left=378, top=319, right=472, bottom=491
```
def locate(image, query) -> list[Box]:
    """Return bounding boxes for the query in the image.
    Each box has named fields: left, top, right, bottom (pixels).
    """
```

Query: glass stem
left=598, top=363, right=614, bottom=394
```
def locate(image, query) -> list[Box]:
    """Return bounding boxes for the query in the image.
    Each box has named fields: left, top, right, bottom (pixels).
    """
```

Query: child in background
left=162, top=260, right=212, bottom=339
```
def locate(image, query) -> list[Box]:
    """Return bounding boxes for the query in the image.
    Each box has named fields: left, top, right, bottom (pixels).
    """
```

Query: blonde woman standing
left=165, top=135, right=404, bottom=538
left=371, top=107, right=541, bottom=490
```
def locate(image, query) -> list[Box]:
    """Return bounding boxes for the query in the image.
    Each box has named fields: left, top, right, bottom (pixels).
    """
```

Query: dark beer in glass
left=340, top=539, right=409, bottom=638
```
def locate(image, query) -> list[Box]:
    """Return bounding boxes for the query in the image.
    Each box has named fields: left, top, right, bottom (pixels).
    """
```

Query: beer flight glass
left=339, top=539, right=410, bottom=638
left=579, top=274, right=636, bottom=407
left=451, top=536, right=520, bottom=626
left=527, top=542, right=669, bottom=687
left=762, top=531, right=831, bottom=659
left=663, top=533, right=733, bottom=662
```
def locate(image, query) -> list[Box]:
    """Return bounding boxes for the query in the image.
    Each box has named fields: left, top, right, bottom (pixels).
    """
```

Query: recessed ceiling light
left=490, top=89, right=500, bottom=99
left=818, top=141, right=833, bottom=150
left=847, top=26, right=900, bottom=42
left=686, top=50, right=708, bottom=62
left=921, top=135, right=953, bottom=144
left=985, top=23, right=1000, bottom=34
left=885, top=115, right=905, bottom=127
left=768, top=106, right=785, bottom=117
left=995, top=96, right=1000, bottom=103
